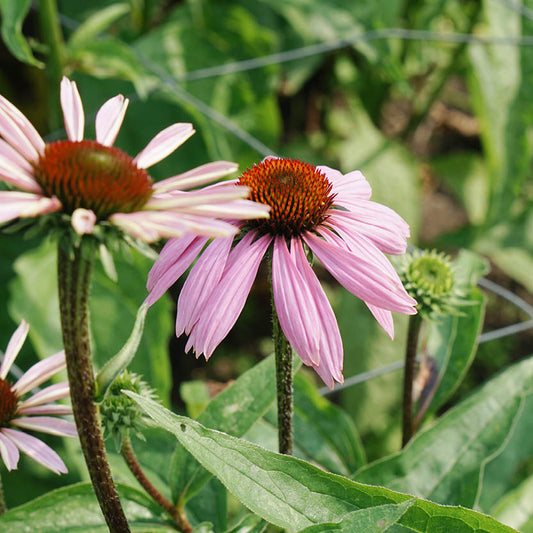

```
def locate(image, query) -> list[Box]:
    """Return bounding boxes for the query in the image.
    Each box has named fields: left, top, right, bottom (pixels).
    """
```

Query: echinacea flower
left=0, top=77, right=268, bottom=242
left=146, top=158, right=417, bottom=388
left=0, top=321, right=76, bottom=474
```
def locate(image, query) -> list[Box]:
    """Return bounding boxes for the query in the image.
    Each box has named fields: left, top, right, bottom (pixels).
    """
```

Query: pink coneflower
left=0, top=77, right=268, bottom=241
left=0, top=321, right=76, bottom=474
left=146, top=158, right=417, bottom=387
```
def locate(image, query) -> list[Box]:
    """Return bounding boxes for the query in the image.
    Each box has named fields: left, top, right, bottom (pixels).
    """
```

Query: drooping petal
left=0, top=155, right=43, bottom=193
left=0, top=192, right=62, bottom=224
left=133, top=123, right=195, bottom=169
left=0, top=320, right=29, bottom=379
left=2, top=428, right=67, bottom=474
left=188, top=232, right=271, bottom=358
left=0, top=430, right=20, bottom=470
left=366, top=304, right=395, bottom=339
left=291, top=239, right=344, bottom=387
left=60, top=77, right=84, bottom=142
left=304, top=232, right=417, bottom=314
left=12, top=416, right=77, bottom=438
left=153, top=161, right=239, bottom=193
left=18, top=382, right=70, bottom=409
left=95, top=94, right=129, bottom=146
left=0, top=104, right=42, bottom=163
left=272, top=237, right=320, bottom=366
left=172, top=199, right=270, bottom=220
left=317, top=165, right=372, bottom=203
left=145, top=236, right=208, bottom=306
left=71, top=208, right=96, bottom=235
left=174, top=214, right=242, bottom=238
left=176, top=237, right=233, bottom=336
left=18, top=404, right=72, bottom=416
left=0, top=138, right=34, bottom=173
left=13, top=351, right=66, bottom=396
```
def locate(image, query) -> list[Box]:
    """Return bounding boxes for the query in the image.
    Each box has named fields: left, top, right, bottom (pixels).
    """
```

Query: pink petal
left=0, top=138, right=34, bottom=173
left=110, top=211, right=188, bottom=242
left=304, top=232, right=417, bottom=314
left=19, top=382, right=70, bottom=409
left=2, top=428, right=67, bottom=474
left=366, top=304, right=395, bottom=339
left=145, top=236, right=208, bottom=307
left=0, top=320, right=28, bottom=379
left=13, top=351, right=66, bottom=396
left=272, top=237, right=320, bottom=366
left=71, top=208, right=96, bottom=235
left=18, top=404, right=72, bottom=416
left=189, top=232, right=271, bottom=358
left=176, top=237, right=233, bottom=336
left=173, top=199, right=270, bottom=220
left=95, top=94, right=129, bottom=146
left=174, top=214, right=242, bottom=238
left=0, top=93, right=45, bottom=156
left=0, top=154, right=42, bottom=193
left=60, top=77, right=84, bottom=142
left=12, top=416, right=77, bottom=438
left=154, top=161, right=239, bottom=193
left=291, top=239, right=344, bottom=387
left=0, top=192, right=62, bottom=223
left=0, top=103, right=43, bottom=163
left=0, top=431, right=20, bottom=470
left=133, top=123, right=194, bottom=169
left=317, top=166, right=372, bottom=203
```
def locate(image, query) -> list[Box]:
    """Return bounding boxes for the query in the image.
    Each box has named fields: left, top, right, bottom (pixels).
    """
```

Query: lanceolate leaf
left=354, top=356, right=533, bottom=508
left=128, top=393, right=517, bottom=533
left=492, top=475, right=533, bottom=533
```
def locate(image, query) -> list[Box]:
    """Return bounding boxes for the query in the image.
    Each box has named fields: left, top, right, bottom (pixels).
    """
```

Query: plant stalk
left=57, top=243, right=130, bottom=533
left=402, top=313, right=423, bottom=447
left=0, top=471, right=6, bottom=514
left=121, top=436, right=192, bottom=533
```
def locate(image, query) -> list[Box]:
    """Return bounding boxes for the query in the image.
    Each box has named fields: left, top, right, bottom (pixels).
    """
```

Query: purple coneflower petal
left=366, top=304, right=395, bottom=339
left=18, top=382, right=70, bottom=409
left=12, top=416, right=77, bottom=438
left=146, top=185, right=250, bottom=210
left=176, top=236, right=233, bottom=336
left=0, top=192, right=62, bottom=223
left=145, top=236, right=208, bottom=306
left=154, top=161, right=239, bottom=193
left=0, top=103, right=42, bottom=163
left=13, top=351, right=66, bottom=396
left=346, top=200, right=410, bottom=240
left=0, top=138, right=34, bottom=173
left=0, top=320, right=28, bottom=379
left=272, top=237, right=320, bottom=366
left=304, top=232, right=417, bottom=314
left=0, top=430, right=20, bottom=470
left=291, top=239, right=344, bottom=386
left=188, top=232, right=271, bottom=358
left=95, top=94, right=129, bottom=146
left=318, top=166, right=372, bottom=203
left=110, top=211, right=188, bottom=242
left=175, top=199, right=270, bottom=220
left=2, top=428, right=67, bottom=474
left=134, top=123, right=194, bottom=169
left=0, top=154, right=43, bottom=193
left=174, top=214, right=242, bottom=238
left=60, top=77, right=84, bottom=142
left=71, top=208, right=96, bottom=235
left=18, top=404, right=71, bottom=416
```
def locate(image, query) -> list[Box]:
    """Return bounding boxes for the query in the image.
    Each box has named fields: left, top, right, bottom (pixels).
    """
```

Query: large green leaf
left=353, top=356, right=533, bottom=508
left=129, top=393, right=518, bottom=533
left=0, top=482, right=176, bottom=531
left=8, top=241, right=173, bottom=403
left=492, top=475, right=533, bottom=533
left=0, top=0, right=43, bottom=67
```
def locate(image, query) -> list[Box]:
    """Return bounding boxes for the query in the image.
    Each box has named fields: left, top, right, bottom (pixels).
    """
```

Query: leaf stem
left=121, top=436, right=192, bottom=532
left=57, top=242, right=130, bottom=533
left=402, top=313, right=423, bottom=447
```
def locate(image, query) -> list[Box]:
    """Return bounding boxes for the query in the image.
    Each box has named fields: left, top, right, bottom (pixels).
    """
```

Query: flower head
left=146, top=158, right=417, bottom=388
left=0, top=77, right=269, bottom=243
left=0, top=321, right=76, bottom=474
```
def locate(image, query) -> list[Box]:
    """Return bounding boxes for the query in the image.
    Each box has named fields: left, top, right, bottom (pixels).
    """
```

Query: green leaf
left=68, top=3, right=130, bottom=48
left=0, top=482, right=176, bottom=531
left=492, top=475, right=533, bottom=532
left=354, top=356, right=533, bottom=508
left=169, top=355, right=297, bottom=503
left=224, top=514, right=266, bottom=533
left=0, top=0, right=43, bottom=67
left=128, top=392, right=518, bottom=533
left=181, top=381, right=211, bottom=419
left=297, top=500, right=414, bottom=533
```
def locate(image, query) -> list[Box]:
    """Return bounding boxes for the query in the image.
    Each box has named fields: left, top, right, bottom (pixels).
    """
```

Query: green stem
left=402, top=313, right=423, bottom=448
left=121, top=436, right=192, bottom=533
left=38, top=0, right=66, bottom=130
left=58, top=243, right=130, bottom=533
left=272, top=302, right=294, bottom=455
left=0, top=471, right=6, bottom=515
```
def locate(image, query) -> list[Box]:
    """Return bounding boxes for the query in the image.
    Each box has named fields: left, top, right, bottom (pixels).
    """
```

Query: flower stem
left=57, top=243, right=130, bottom=533
left=402, top=313, right=423, bottom=447
left=121, top=436, right=192, bottom=533
left=0, top=471, right=6, bottom=514
left=272, top=303, right=294, bottom=455
left=38, top=0, right=66, bottom=129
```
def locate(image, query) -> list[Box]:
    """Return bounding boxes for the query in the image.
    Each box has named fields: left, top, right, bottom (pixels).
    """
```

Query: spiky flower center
left=0, top=377, right=18, bottom=426
left=238, top=158, right=335, bottom=237
left=34, top=140, right=153, bottom=218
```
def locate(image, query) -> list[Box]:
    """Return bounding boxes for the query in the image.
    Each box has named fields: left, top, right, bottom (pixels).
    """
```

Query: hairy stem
left=402, top=313, right=423, bottom=447
left=58, top=244, right=130, bottom=533
left=0, top=471, right=6, bottom=515
left=121, top=436, right=192, bottom=532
